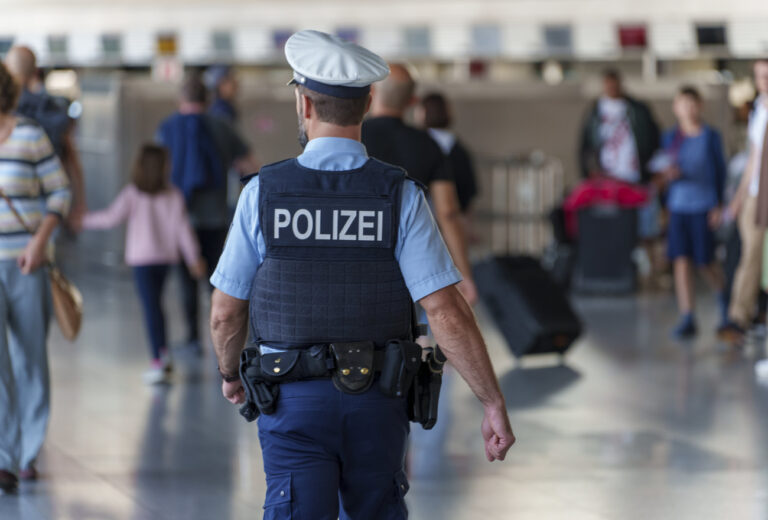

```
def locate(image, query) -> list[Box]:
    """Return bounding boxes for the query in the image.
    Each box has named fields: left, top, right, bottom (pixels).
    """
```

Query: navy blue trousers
left=257, top=379, right=410, bottom=519
left=133, top=265, right=170, bottom=360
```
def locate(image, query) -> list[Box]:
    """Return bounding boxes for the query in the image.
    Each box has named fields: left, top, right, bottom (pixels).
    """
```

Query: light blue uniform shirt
left=211, top=137, right=462, bottom=302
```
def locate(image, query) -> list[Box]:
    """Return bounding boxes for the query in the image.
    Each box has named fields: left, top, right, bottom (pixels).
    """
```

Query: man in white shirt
left=723, top=59, right=768, bottom=343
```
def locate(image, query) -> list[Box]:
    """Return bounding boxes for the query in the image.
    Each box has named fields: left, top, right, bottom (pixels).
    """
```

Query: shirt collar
left=302, top=137, right=368, bottom=157
left=428, top=128, right=456, bottom=155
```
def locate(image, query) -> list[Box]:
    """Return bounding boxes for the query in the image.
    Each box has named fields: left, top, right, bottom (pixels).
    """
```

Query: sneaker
left=18, top=466, right=37, bottom=481
left=0, top=470, right=18, bottom=495
left=672, top=314, right=697, bottom=340
left=756, top=359, right=768, bottom=382
left=159, top=349, right=173, bottom=373
left=143, top=364, right=168, bottom=385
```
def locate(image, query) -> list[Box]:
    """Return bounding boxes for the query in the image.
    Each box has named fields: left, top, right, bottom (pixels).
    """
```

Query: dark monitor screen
left=696, top=25, right=727, bottom=46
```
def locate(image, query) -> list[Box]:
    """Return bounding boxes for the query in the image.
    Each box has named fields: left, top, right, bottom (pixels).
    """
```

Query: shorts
left=667, top=211, right=715, bottom=266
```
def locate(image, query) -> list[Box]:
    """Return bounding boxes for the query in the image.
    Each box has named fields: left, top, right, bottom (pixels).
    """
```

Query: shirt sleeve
left=395, top=181, right=462, bottom=301
left=34, top=129, right=71, bottom=218
left=210, top=177, right=264, bottom=300
left=82, top=186, right=133, bottom=230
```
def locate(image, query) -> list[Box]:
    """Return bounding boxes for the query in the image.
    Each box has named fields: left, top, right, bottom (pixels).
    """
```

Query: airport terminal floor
left=0, top=245, right=766, bottom=520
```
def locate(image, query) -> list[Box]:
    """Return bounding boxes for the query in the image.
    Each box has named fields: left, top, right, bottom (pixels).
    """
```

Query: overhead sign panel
left=233, top=27, right=272, bottom=62
left=574, top=23, right=618, bottom=58
left=502, top=24, right=543, bottom=59
left=649, top=21, right=696, bottom=57
left=122, top=30, right=154, bottom=64
left=728, top=20, right=768, bottom=56
left=432, top=25, right=469, bottom=59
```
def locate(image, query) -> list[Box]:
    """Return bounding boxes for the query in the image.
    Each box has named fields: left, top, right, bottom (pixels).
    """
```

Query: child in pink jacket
left=81, top=144, right=205, bottom=384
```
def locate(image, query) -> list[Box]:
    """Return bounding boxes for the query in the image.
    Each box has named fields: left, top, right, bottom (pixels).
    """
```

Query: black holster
left=238, top=347, right=280, bottom=422
left=409, top=346, right=446, bottom=430
left=378, top=339, right=422, bottom=398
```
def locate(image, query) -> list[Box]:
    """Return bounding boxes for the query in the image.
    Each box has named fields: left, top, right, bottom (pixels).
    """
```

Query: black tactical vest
left=250, top=157, right=414, bottom=348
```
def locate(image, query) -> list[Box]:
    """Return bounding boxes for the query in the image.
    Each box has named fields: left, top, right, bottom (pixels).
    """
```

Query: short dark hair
left=678, top=85, right=702, bottom=102
left=421, top=92, right=451, bottom=129
left=180, top=74, right=207, bottom=104
left=298, top=85, right=368, bottom=126
left=602, top=68, right=622, bottom=82
left=132, top=144, right=169, bottom=194
left=0, top=63, right=20, bottom=115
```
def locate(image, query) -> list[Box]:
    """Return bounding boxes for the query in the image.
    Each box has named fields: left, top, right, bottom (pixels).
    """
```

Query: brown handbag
left=0, top=189, right=82, bottom=341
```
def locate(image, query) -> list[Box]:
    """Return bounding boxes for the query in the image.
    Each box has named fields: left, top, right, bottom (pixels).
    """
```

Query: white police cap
left=286, top=30, right=389, bottom=99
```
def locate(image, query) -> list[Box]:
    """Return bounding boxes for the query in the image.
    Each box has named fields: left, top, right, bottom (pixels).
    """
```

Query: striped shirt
left=0, top=117, right=71, bottom=260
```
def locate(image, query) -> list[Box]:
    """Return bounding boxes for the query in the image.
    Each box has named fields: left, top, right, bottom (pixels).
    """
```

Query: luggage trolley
left=480, top=151, right=565, bottom=257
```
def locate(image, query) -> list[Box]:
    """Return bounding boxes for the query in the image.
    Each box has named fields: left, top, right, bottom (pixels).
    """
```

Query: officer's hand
left=222, top=379, right=245, bottom=405
left=457, top=279, right=479, bottom=306
left=481, top=403, right=515, bottom=462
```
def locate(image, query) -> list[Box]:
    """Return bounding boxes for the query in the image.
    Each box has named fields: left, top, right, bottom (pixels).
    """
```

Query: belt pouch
left=379, top=340, right=422, bottom=398
left=330, top=341, right=375, bottom=394
left=260, top=350, right=301, bottom=382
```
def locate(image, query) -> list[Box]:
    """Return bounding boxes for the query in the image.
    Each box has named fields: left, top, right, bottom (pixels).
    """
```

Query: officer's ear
left=300, top=92, right=315, bottom=121
left=364, top=93, right=372, bottom=115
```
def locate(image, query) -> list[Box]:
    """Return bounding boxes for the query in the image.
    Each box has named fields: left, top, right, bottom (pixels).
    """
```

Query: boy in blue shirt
left=656, top=86, right=727, bottom=338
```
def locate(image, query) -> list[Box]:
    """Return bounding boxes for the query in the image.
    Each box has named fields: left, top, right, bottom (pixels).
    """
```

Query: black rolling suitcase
left=474, top=256, right=582, bottom=358
left=573, top=205, right=637, bottom=294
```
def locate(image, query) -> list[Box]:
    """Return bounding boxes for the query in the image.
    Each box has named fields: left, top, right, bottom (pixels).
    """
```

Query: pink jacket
left=83, top=184, right=200, bottom=267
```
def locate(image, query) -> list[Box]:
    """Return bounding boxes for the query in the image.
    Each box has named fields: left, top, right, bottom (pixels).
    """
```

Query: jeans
left=133, top=265, right=170, bottom=360
left=0, top=261, right=51, bottom=473
left=178, top=227, right=227, bottom=342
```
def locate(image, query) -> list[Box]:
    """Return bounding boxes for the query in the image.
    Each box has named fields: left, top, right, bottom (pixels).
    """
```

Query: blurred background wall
left=0, top=0, right=764, bottom=259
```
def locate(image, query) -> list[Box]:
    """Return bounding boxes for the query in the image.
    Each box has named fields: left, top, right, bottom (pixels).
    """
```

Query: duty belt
left=238, top=339, right=444, bottom=430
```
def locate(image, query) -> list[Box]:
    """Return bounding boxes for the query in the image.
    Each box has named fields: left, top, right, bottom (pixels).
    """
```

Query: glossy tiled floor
left=2, top=254, right=768, bottom=519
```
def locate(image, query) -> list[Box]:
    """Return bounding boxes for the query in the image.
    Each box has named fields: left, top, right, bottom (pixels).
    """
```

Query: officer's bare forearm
left=420, top=286, right=504, bottom=408
left=210, top=289, right=249, bottom=376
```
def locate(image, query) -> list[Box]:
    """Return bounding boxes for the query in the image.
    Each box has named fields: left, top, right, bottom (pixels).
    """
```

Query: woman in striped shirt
left=0, top=62, right=71, bottom=494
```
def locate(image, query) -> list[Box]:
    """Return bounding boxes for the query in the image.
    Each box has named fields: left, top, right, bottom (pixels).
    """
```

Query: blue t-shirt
left=211, top=137, right=462, bottom=302
left=662, top=125, right=726, bottom=214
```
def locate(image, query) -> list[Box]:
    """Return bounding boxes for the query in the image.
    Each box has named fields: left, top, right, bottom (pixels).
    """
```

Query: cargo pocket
left=263, top=473, right=292, bottom=520
left=391, top=469, right=409, bottom=518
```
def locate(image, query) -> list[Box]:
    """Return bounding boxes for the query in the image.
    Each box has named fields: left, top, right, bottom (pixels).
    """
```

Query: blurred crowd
left=571, top=61, right=768, bottom=345
left=0, top=39, right=767, bottom=490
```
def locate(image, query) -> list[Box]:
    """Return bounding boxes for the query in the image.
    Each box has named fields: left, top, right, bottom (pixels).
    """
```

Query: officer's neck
left=307, top=122, right=362, bottom=142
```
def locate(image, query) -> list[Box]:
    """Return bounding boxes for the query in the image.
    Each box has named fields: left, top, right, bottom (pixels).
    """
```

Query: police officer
left=210, top=30, right=514, bottom=519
